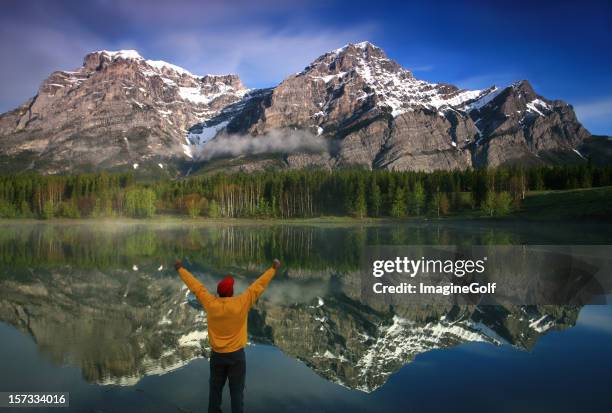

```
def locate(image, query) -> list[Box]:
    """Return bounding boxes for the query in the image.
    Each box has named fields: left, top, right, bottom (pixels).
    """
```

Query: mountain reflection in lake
left=0, top=221, right=611, bottom=412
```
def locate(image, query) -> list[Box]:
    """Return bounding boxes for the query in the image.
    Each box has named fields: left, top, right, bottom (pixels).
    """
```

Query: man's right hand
left=175, top=259, right=183, bottom=271
left=272, top=259, right=281, bottom=269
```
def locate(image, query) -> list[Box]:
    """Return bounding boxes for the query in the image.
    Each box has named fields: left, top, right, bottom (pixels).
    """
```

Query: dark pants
left=208, top=348, right=246, bottom=413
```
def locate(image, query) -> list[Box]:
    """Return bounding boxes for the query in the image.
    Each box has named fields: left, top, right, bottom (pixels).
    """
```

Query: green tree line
left=0, top=164, right=610, bottom=219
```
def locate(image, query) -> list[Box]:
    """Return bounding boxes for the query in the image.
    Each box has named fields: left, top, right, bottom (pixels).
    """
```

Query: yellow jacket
left=178, top=266, right=277, bottom=353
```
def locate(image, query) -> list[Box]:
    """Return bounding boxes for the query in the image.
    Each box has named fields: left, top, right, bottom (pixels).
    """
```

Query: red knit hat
left=217, top=275, right=234, bottom=297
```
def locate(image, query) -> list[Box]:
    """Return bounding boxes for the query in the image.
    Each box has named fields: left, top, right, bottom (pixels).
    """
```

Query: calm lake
left=0, top=220, right=611, bottom=412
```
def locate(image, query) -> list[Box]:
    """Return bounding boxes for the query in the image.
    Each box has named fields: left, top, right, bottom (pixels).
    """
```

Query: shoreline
left=2, top=186, right=611, bottom=224
left=0, top=214, right=610, bottom=226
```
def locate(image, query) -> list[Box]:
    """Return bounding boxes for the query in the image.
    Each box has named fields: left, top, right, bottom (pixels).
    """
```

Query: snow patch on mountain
left=332, top=40, right=375, bottom=54
left=573, top=148, right=586, bottom=159
left=529, top=315, right=555, bottom=333
left=526, top=98, right=551, bottom=116
left=186, top=121, right=229, bottom=154
left=97, top=49, right=198, bottom=77
left=312, top=71, right=348, bottom=83
left=146, top=59, right=195, bottom=77
left=178, top=329, right=208, bottom=347
left=98, top=349, right=203, bottom=386
left=179, top=83, right=247, bottom=105
left=98, top=49, right=143, bottom=60
left=465, top=86, right=503, bottom=111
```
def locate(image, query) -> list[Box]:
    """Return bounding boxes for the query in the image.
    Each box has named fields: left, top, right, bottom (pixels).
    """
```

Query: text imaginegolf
left=372, top=282, right=497, bottom=295
left=372, top=256, right=487, bottom=278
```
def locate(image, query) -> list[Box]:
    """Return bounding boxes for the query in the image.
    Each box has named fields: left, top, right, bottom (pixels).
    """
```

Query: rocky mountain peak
left=0, top=42, right=600, bottom=174
left=0, top=48, right=250, bottom=174
left=80, top=50, right=249, bottom=97
left=510, top=79, right=537, bottom=97
left=332, top=41, right=392, bottom=63
left=302, top=41, right=407, bottom=82
left=280, top=41, right=490, bottom=123
left=82, top=49, right=206, bottom=83
left=471, top=79, right=551, bottom=120
left=83, top=50, right=140, bottom=71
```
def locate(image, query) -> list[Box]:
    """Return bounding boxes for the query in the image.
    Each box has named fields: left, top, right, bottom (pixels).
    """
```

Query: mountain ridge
left=0, top=42, right=605, bottom=175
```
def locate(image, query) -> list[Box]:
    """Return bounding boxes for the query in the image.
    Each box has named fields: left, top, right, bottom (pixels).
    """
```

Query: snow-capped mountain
left=0, top=49, right=247, bottom=174
left=0, top=43, right=601, bottom=174
left=302, top=41, right=491, bottom=117
left=211, top=41, right=592, bottom=171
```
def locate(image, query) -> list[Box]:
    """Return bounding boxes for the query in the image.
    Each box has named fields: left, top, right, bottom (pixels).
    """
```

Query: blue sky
left=1, top=0, right=611, bottom=134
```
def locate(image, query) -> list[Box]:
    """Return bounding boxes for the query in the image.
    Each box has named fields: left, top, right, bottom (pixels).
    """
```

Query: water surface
left=0, top=220, right=611, bottom=412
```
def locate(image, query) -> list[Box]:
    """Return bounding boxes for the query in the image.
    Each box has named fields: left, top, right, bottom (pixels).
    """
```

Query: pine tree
left=125, top=188, right=156, bottom=218
left=494, top=192, right=512, bottom=216
left=0, top=200, right=17, bottom=218
left=184, top=193, right=202, bottom=218
left=368, top=176, right=382, bottom=217
left=439, top=192, right=450, bottom=216
left=390, top=187, right=407, bottom=218
left=208, top=200, right=221, bottom=218
left=352, top=179, right=367, bottom=218
left=19, top=200, right=33, bottom=218
left=408, top=181, right=425, bottom=216
left=482, top=191, right=496, bottom=216
left=41, top=201, right=55, bottom=220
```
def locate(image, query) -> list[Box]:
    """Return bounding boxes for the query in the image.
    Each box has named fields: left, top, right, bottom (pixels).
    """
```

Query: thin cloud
left=574, top=97, right=612, bottom=121
left=0, top=0, right=376, bottom=111
left=577, top=308, right=612, bottom=334
left=151, top=25, right=377, bottom=88
left=199, top=129, right=330, bottom=161
left=0, top=21, right=104, bottom=112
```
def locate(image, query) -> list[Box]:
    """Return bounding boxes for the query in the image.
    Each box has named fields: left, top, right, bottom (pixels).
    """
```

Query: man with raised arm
left=174, top=258, right=281, bottom=413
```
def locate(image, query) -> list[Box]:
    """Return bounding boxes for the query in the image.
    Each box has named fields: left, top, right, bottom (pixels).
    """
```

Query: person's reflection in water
left=174, top=258, right=281, bottom=413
